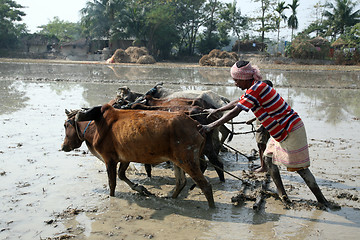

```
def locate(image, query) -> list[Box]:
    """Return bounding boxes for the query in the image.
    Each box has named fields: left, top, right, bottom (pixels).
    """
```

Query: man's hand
left=246, top=117, right=256, bottom=125
left=198, top=124, right=212, bottom=135
left=202, top=108, right=218, bottom=118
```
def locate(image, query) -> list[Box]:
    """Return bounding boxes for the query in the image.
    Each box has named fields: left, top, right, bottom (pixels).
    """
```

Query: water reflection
left=285, top=88, right=360, bottom=123
left=0, top=62, right=359, bottom=123
left=1, top=62, right=359, bottom=87
left=265, top=71, right=359, bottom=89
left=0, top=80, right=28, bottom=115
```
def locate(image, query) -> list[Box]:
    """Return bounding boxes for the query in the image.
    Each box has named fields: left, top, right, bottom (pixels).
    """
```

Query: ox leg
left=182, top=160, right=215, bottom=208
left=144, top=164, right=152, bottom=178
left=172, top=165, right=187, bottom=198
left=106, top=161, right=117, bottom=197
left=212, top=127, right=222, bottom=154
left=200, top=155, right=207, bottom=173
left=187, top=170, right=215, bottom=208
left=264, top=157, right=290, bottom=203
left=118, top=162, right=153, bottom=196
left=204, top=132, right=225, bottom=182
left=189, top=155, right=206, bottom=190
left=219, top=125, right=232, bottom=145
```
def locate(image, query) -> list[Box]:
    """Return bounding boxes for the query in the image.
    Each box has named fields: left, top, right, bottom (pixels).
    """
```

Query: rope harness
left=70, top=118, right=92, bottom=142
left=225, top=121, right=257, bottom=135
left=203, top=158, right=245, bottom=183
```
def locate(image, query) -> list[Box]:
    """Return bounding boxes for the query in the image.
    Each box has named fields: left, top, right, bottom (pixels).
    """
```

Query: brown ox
left=131, top=95, right=226, bottom=182
left=64, top=104, right=215, bottom=208
left=62, top=109, right=157, bottom=178
left=110, top=86, right=232, bottom=147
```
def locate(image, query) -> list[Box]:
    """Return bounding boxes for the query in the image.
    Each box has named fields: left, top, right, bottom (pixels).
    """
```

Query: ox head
left=61, top=109, right=84, bottom=152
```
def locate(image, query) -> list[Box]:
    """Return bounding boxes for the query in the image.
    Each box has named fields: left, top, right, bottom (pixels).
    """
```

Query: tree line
left=0, top=0, right=359, bottom=59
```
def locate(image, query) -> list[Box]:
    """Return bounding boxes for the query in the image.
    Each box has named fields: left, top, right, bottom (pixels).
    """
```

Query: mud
left=0, top=59, right=359, bottom=239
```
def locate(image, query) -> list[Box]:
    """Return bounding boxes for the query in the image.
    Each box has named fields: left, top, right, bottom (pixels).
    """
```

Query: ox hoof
left=132, top=184, right=153, bottom=196
left=280, top=195, right=292, bottom=208
left=321, top=201, right=341, bottom=211
left=208, top=201, right=216, bottom=209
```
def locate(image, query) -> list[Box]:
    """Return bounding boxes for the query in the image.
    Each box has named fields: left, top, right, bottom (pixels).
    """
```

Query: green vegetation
left=0, top=0, right=26, bottom=48
left=251, top=0, right=277, bottom=52
left=287, top=0, right=299, bottom=41
left=219, top=0, right=249, bottom=54
left=274, top=1, right=288, bottom=53
left=38, top=17, right=83, bottom=42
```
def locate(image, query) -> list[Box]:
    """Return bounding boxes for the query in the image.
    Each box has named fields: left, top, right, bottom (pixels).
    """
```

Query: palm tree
left=80, top=0, right=113, bottom=39
left=220, top=0, right=249, bottom=54
left=324, top=0, right=360, bottom=39
left=274, top=1, right=288, bottom=52
left=287, top=0, right=299, bottom=41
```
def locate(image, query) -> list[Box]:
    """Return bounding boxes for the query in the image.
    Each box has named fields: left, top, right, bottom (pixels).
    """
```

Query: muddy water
left=0, top=61, right=360, bottom=239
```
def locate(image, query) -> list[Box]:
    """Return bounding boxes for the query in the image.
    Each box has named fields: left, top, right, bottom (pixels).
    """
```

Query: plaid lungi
left=264, top=120, right=310, bottom=171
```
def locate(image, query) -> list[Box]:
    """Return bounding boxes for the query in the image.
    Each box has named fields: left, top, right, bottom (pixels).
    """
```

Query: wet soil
left=0, top=59, right=359, bottom=240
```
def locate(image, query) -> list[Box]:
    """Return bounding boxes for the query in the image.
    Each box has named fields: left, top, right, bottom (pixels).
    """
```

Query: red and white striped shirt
left=237, top=81, right=301, bottom=142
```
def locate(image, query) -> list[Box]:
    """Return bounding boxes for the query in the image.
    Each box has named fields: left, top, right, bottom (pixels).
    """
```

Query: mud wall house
left=109, top=39, right=134, bottom=52
left=60, top=39, right=89, bottom=60
left=108, top=39, right=147, bottom=53
left=89, top=39, right=108, bottom=54
left=25, top=34, right=59, bottom=55
left=232, top=40, right=266, bottom=53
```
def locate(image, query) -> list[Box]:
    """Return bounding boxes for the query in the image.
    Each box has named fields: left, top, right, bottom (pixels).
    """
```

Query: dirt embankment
left=1, top=56, right=359, bottom=72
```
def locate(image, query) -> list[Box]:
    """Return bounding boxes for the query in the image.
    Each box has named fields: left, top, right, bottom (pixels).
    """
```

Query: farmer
left=199, top=60, right=335, bottom=208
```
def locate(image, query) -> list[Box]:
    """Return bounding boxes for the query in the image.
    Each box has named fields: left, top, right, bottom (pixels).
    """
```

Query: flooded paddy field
left=0, top=60, right=360, bottom=239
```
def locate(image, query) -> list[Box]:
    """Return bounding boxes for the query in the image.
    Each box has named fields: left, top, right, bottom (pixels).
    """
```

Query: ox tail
left=227, top=131, right=234, bottom=143
left=220, top=124, right=233, bottom=143
left=76, top=105, right=102, bottom=122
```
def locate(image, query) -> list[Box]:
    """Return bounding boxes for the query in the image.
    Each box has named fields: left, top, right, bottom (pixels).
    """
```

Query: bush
left=334, top=49, right=360, bottom=65
left=232, top=40, right=265, bottom=52
left=286, top=37, right=331, bottom=60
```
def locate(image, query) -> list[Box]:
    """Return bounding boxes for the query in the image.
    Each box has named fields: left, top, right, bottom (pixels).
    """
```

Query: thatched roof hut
left=23, top=34, right=59, bottom=54
left=331, top=38, right=346, bottom=48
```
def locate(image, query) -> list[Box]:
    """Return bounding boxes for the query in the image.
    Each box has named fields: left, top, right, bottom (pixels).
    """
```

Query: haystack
left=199, top=49, right=238, bottom=67
left=106, top=49, right=130, bottom=63
left=106, top=46, right=156, bottom=64
left=136, top=55, right=156, bottom=64
left=125, top=46, right=149, bottom=63
left=208, top=49, right=222, bottom=58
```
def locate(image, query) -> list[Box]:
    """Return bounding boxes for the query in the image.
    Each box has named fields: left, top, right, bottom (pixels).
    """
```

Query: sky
left=15, top=0, right=320, bottom=41
left=16, top=0, right=88, bottom=32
